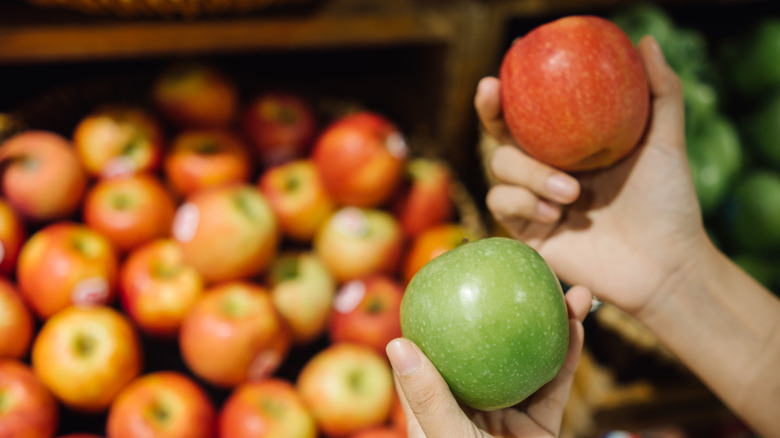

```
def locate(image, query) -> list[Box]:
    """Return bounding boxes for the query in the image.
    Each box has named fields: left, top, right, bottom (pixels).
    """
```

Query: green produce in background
left=719, top=18, right=780, bottom=99
left=686, top=113, right=743, bottom=216
left=723, top=170, right=780, bottom=253
left=732, top=252, right=778, bottom=293
left=741, top=91, right=780, bottom=170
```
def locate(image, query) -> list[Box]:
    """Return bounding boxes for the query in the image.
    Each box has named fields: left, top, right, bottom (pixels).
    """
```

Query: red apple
left=402, top=223, right=471, bottom=284
left=328, top=275, right=403, bottom=355
left=242, top=92, right=318, bottom=166
left=500, top=15, right=650, bottom=171
left=152, top=62, right=238, bottom=129
left=179, top=281, right=291, bottom=388
left=0, top=359, right=59, bottom=438
left=32, top=306, right=143, bottom=412
left=72, top=105, right=164, bottom=178
left=0, top=198, right=25, bottom=276
left=218, top=378, right=317, bottom=438
left=297, top=343, right=394, bottom=437
left=83, top=173, right=177, bottom=254
left=393, top=158, right=455, bottom=238
left=164, top=129, right=253, bottom=197
left=389, top=393, right=406, bottom=437
left=268, top=251, right=336, bottom=344
left=0, top=279, right=34, bottom=360
left=312, top=111, right=408, bottom=207
left=0, top=130, right=87, bottom=223
left=172, top=184, right=279, bottom=284
left=348, top=427, right=406, bottom=438
left=119, top=239, right=204, bottom=338
left=314, top=207, right=403, bottom=283
left=258, top=159, right=336, bottom=243
left=56, top=435, right=104, bottom=438
left=17, top=222, right=119, bottom=319
left=106, top=371, right=216, bottom=438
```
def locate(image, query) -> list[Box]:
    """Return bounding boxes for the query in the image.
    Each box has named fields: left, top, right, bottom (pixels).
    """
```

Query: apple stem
left=348, top=370, right=363, bottom=392
left=151, top=401, right=171, bottom=423
left=195, top=141, right=219, bottom=155
left=366, top=297, right=384, bottom=314
left=73, top=333, right=97, bottom=356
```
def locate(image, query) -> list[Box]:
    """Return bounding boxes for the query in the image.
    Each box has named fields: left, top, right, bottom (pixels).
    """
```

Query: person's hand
left=481, top=35, right=711, bottom=316
left=386, top=285, right=592, bottom=438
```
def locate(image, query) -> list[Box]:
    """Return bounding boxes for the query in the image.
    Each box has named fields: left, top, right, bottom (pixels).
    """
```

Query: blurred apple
left=402, top=223, right=470, bottom=284
left=179, top=281, right=291, bottom=388
left=393, top=158, right=455, bottom=237
left=83, top=173, right=177, bottom=254
left=724, top=170, right=780, bottom=253
left=242, top=92, right=318, bottom=166
left=119, top=239, right=204, bottom=338
left=328, top=275, right=403, bottom=355
left=17, top=222, right=118, bottom=319
left=0, top=198, right=25, bottom=276
left=389, top=393, right=406, bottom=438
left=348, top=427, right=406, bottom=438
left=314, top=207, right=402, bottom=283
left=219, top=378, right=317, bottom=438
left=72, top=105, right=164, bottom=178
left=258, top=159, right=336, bottom=243
left=0, top=279, right=34, bottom=360
left=172, top=184, right=279, bottom=284
left=742, top=91, right=780, bottom=170
left=297, top=343, right=394, bottom=437
left=152, top=62, right=238, bottom=129
left=0, top=359, right=59, bottom=438
left=312, top=111, right=408, bottom=207
left=268, top=251, right=336, bottom=344
left=32, top=306, right=143, bottom=412
left=56, top=435, right=104, bottom=438
left=106, top=371, right=216, bottom=438
left=164, top=129, right=253, bottom=197
left=0, top=130, right=87, bottom=223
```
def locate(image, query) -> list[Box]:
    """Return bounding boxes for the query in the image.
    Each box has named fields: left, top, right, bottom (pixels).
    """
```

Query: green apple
left=686, top=112, right=743, bottom=216
left=400, top=237, right=569, bottom=411
left=719, top=18, right=780, bottom=98
left=741, top=91, right=780, bottom=170
left=610, top=2, right=675, bottom=50
left=724, top=170, right=780, bottom=253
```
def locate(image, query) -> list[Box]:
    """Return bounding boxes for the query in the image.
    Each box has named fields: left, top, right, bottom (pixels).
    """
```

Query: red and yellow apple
left=83, top=173, right=177, bottom=254
left=218, top=378, right=317, bottom=438
left=242, top=92, right=318, bottom=166
left=179, top=281, right=291, bottom=388
left=0, top=198, right=25, bottom=277
left=164, top=129, right=253, bottom=197
left=312, top=111, right=408, bottom=207
left=297, top=343, right=394, bottom=437
left=392, top=158, right=455, bottom=238
left=32, top=306, right=143, bottom=412
left=328, top=275, right=404, bottom=355
left=0, top=130, right=87, bottom=223
left=0, top=359, right=59, bottom=438
left=17, top=222, right=118, bottom=319
left=314, top=207, right=402, bottom=283
left=348, top=427, right=406, bottom=438
left=106, top=371, right=216, bottom=438
left=172, top=184, right=279, bottom=284
left=268, top=251, right=336, bottom=344
left=152, top=62, right=238, bottom=129
left=72, top=105, right=164, bottom=178
left=0, top=279, right=34, bottom=360
left=402, top=223, right=471, bottom=284
left=258, top=159, right=336, bottom=243
left=500, top=15, right=650, bottom=171
left=119, top=239, right=204, bottom=338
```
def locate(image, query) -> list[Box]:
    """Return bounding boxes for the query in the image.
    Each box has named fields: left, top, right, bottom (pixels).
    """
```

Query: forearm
left=635, top=240, right=780, bottom=438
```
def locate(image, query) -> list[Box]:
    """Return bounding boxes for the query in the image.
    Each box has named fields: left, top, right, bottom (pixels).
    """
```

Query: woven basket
left=25, top=0, right=314, bottom=18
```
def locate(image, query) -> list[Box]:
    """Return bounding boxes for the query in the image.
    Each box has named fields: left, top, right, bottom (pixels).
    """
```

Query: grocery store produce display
left=0, top=61, right=480, bottom=437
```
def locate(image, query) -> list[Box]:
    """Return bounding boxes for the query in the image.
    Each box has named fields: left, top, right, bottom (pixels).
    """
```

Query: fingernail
left=537, top=201, right=560, bottom=222
left=648, top=36, right=667, bottom=66
left=386, top=339, right=421, bottom=376
left=547, top=174, right=577, bottom=200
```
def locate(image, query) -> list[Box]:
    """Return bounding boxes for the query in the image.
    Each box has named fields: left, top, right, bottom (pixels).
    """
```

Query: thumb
left=386, top=338, right=478, bottom=438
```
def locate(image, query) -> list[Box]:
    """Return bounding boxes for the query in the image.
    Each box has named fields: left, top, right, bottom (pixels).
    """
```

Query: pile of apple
left=0, top=62, right=478, bottom=438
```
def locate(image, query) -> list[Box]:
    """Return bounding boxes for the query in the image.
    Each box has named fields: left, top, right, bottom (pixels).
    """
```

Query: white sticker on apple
left=333, top=279, right=366, bottom=314
left=333, top=207, right=369, bottom=238
left=172, top=202, right=200, bottom=243
left=386, top=131, right=409, bottom=160
left=72, top=277, right=110, bottom=306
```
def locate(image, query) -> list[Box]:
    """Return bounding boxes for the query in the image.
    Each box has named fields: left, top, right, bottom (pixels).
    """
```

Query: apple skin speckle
left=400, top=237, right=569, bottom=411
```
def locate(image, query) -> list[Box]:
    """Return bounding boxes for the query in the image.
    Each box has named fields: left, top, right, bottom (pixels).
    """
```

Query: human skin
left=481, top=35, right=780, bottom=438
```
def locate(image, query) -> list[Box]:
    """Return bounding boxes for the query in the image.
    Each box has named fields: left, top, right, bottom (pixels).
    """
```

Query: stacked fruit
left=612, top=3, right=780, bottom=296
left=0, top=62, right=480, bottom=437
